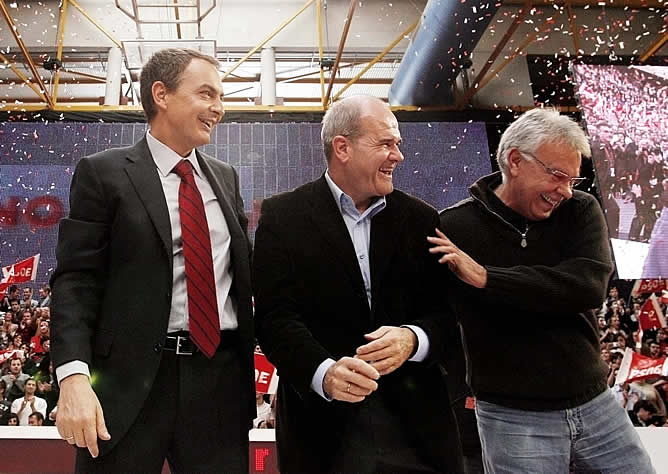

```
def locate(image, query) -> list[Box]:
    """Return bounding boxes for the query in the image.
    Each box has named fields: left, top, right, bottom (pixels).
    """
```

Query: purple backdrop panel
left=1, top=121, right=490, bottom=288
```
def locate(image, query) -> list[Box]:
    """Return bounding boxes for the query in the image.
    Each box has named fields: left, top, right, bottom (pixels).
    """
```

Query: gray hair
left=320, top=96, right=387, bottom=162
left=496, top=108, right=591, bottom=176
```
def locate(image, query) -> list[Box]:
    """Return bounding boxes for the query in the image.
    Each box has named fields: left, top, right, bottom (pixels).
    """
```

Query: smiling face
left=150, top=58, right=224, bottom=156
left=337, top=100, right=404, bottom=212
left=500, top=142, right=581, bottom=221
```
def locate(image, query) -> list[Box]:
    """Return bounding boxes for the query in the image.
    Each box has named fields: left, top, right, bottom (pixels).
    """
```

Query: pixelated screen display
left=0, top=121, right=491, bottom=287
left=572, top=64, right=667, bottom=279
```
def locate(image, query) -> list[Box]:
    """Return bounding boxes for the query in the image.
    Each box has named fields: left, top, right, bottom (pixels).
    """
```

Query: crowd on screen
left=576, top=65, right=667, bottom=241
left=600, top=286, right=668, bottom=427
left=0, top=284, right=56, bottom=426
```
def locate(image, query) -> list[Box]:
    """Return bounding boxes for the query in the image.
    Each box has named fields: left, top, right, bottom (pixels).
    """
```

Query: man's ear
left=151, top=81, right=168, bottom=113
left=331, top=135, right=351, bottom=164
left=507, top=149, right=523, bottom=177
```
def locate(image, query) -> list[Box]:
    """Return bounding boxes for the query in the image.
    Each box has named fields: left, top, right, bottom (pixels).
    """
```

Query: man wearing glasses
left=428, top=108, right=654, bottom=473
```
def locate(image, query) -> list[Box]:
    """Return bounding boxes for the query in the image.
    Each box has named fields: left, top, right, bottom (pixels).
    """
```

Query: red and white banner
left=616, top=348, right=668, bottom=386
left=631, top=279, right=668, bottom=297
left=638, top=295, right=667, bottom=331
left=0, top=349, right=23, bottom=365
left=254, top=350, right=279, bottom=394
left=0, top=254, right=40, bottom=296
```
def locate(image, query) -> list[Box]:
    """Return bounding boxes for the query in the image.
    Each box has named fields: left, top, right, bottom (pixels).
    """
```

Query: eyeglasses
left=517, top=150, right=586, bottom=189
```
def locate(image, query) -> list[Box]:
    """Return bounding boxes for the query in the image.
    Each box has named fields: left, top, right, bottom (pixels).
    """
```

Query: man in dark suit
left=253, top=95, right=463, bottom=473
left=50, top=48, right=255, bottom=473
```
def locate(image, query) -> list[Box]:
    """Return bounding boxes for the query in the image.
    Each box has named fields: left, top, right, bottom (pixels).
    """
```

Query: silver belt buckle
left=175, top=335, right=193, bottom=356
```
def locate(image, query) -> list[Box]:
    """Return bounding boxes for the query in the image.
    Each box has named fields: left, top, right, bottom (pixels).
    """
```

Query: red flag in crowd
left=254, top=349, right=279, bottom=394
left=615, top=348, right=668, bottom=386
left=0, top=254, right=40, bottom=296
left=631, top=279, right=668, bottom=297
left=637, top=295, right=667, bottom=331
left=0, top=349, right=23, bottom=365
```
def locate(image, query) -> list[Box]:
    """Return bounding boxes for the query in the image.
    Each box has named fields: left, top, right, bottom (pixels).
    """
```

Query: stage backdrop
left=0, top=121, right=491, bottom=288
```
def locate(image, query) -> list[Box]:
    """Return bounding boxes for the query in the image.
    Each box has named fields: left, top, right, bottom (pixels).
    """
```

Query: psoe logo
left=0, top=196, right=65, bottom=228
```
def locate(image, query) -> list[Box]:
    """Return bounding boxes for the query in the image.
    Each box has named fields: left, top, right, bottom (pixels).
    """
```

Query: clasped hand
left=323, top=326, right=417, bottom=403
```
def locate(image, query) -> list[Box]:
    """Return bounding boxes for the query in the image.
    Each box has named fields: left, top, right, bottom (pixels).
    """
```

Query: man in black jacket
left=429, top=108, right=654, bottom=473
left=253, top=95, right=463, bottom=473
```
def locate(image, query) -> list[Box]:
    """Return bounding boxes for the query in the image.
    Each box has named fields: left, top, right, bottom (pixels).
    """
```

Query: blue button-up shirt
left=309, top=172, right=430, bottom=400
left=325, top=171, right=386, bottom=307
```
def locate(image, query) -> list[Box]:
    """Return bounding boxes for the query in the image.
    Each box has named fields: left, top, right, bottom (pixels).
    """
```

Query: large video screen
left=572, top=64, right=667, bottom=279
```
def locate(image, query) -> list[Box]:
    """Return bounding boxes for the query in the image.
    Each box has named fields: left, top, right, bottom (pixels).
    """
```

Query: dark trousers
left=328, top=393, right=440, bottom=474
left=75, top=346, right=249, bottom=474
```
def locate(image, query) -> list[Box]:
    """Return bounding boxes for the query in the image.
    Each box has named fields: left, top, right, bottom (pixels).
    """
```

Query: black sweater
left=440, top=172, right=613, bottom=410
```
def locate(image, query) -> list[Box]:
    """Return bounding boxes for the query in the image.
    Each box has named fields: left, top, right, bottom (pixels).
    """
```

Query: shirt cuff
left=403, top=325, right=429, bottom=362
left=311, top=358, right=336, bottom=401
left=55, top=360, right=90, bottom=385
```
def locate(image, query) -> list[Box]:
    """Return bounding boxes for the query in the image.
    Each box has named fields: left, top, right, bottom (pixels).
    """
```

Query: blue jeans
left=475, top=389, right=655, bottom=473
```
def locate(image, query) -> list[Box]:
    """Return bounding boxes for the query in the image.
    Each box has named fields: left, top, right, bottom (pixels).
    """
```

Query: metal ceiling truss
left=0, top=0, right=666, bottom=114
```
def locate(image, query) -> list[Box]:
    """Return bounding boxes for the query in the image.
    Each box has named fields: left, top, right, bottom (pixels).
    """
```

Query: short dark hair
left=635, top=400, right=656, bottom=414
left=5, top=413, right=19, bottom=425
left=140, top=48, right=219, bottom=122
left=28, top=412, right=44, bottom=423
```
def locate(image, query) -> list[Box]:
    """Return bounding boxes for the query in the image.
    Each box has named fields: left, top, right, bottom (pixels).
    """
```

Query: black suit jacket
left=253, top=176, right=463, bottom=473
left=50, top=137, right=255, bottom=456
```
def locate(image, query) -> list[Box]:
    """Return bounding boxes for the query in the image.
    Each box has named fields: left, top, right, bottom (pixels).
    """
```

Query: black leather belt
left=163, top=331, right=238, bottom=356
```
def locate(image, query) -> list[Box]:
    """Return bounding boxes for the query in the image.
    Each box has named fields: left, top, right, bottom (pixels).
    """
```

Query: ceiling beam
left=0, top=0, right=54, bottom=108
left=324, top=0, right=357, bottom=106
left=639, top=30, right=668, bottom=62
left=466, top=1, right=532, bottom=103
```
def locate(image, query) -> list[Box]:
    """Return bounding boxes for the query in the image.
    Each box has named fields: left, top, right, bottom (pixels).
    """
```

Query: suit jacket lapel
left=196, top=151, right=245, bottom=241
left=310, top=176, right=366, bottom=292
left=370, top=193, right=403, bottom=297
left=124, top=137, right=173, bottom=267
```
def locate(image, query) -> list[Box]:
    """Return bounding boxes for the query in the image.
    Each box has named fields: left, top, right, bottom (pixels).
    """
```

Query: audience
left=27, top=411, right=45, bottom=426
left=577, top=65, right=667, bottom=241
left=599, top=285, right=668, bottom=429
left=10, top=378, right=47, bottom=426
left=1, top=279, right=667, bottom=469
left=4, top=413, right=19, bottom=426
left=20, top=287, right=38, bottom=311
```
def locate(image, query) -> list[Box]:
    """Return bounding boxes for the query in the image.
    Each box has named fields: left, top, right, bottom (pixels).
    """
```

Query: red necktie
left=173, top=159, right=220, bottom=358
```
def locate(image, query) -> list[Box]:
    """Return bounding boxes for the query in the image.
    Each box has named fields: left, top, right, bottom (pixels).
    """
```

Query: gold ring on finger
left=346, top=383, right=351, bottom=393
